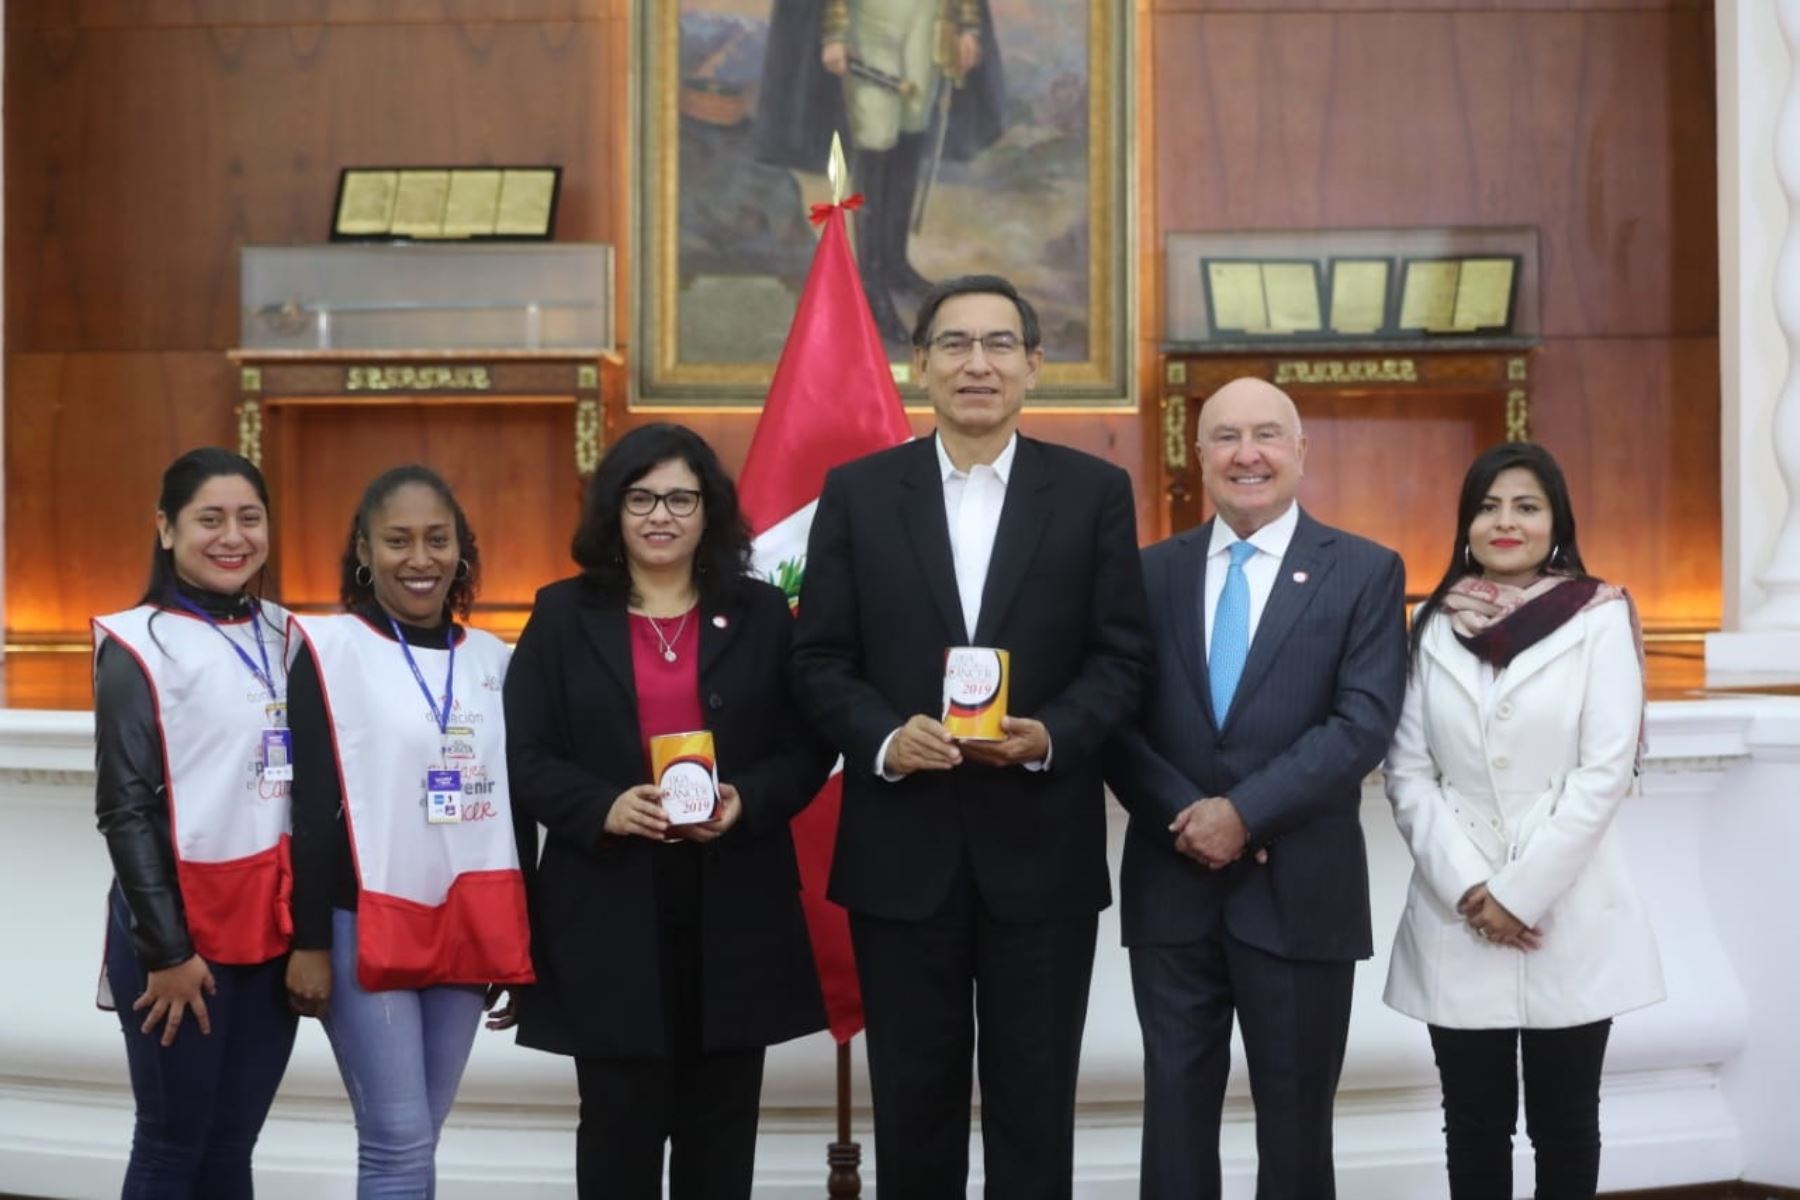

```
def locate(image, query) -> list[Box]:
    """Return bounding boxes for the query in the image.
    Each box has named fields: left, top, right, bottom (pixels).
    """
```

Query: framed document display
left=1397, top=255, right=1520, bottom=334
left=1326, top=258, right=1392, bottom=335
left=1201, top=258, right=1325, bottom=337
left=331, top=166, right=562, bottom=242
left=1166, top=227, right=1539, bottom=348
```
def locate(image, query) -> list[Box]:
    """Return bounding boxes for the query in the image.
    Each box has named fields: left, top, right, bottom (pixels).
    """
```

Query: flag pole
left=828, top=1039, right=861, bottom=1197
left=821, top=128, right=865, bottom=1200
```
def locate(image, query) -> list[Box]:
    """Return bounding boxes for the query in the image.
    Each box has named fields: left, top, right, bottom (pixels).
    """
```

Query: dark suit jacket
left=1106, top=510, right=1406, bottom=962
left=792, top=434, right=1154, bottom=924
left=504, top=575, right=832, bottom=1058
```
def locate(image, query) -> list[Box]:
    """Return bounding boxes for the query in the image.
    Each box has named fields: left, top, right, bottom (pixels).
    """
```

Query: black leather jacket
left=94, top=584, right=264, bottom=970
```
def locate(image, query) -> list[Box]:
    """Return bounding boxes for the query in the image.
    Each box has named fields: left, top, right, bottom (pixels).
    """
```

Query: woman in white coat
left=1384, top=442, right=1663, bottom=1200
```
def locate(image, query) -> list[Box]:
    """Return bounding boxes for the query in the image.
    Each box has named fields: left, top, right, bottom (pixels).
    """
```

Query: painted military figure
left=753, top=0, right=1006, bottom=344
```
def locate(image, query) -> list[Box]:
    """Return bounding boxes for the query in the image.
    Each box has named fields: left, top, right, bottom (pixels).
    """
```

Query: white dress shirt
left=938, top=431, right=1015, bottom=639
left=1203, top=501, right=1300, bottom=661
left=876, top=433, right=1047, bottom=777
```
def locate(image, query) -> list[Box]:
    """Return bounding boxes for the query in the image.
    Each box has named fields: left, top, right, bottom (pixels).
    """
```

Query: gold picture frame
left=635, top=0, right=1132, bottom=408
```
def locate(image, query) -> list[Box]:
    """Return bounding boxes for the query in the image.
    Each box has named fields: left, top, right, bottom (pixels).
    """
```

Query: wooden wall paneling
left=1137, top=0, right=1169, bottom=540
left=1146, top=1, right=1718, bottom=628
left=5, top=7, right=628, bottom=640
left=264, top=397, right=582, bottom=631
left=1150, top=7, right=1716, bottom=337
left=1287, top=391, right=1509, bottom=597
left=5, top=2, right=615, bottom=30
left=1150, top=0, right=1710, bottom=13
left=5, top=17, right=616, bottom=352
left=1526, top=336, right=1721, bottom=627
left=4, top=352, right=236, bottom=636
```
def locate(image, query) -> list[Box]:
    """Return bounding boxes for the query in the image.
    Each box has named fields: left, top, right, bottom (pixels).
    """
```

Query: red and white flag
left=738, top=195, right=912, bottom=1044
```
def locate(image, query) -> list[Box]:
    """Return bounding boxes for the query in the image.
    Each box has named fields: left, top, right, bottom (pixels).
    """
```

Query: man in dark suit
left=1107, top=377, right=1407, bottom=1199
left=793, top=275, right=1153, bottom=1197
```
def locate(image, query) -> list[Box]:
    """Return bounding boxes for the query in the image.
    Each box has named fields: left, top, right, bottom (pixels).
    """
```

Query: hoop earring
left=1462, top=544, right=1474, bottom=571
left=354, top=564, right=372, bottom=587
left=1548, top=543, right=1562, bottom=568
left=456, top=558, right=471, bottom=581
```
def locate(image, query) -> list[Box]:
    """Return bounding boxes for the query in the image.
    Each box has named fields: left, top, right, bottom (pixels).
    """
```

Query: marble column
left=1708, top=0, right=1800, bottom=671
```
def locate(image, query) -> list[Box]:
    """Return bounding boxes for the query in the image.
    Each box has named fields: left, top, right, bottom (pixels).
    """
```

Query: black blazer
left=1105, top=510, right=1407, bottom=961
left=503, top=575, right=832, bottom=1058
left=792, top=434, right=1154, bottom=924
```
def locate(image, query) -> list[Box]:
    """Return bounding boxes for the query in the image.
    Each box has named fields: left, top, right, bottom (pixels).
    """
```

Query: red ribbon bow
left=809, top=193, right=866, bottom=225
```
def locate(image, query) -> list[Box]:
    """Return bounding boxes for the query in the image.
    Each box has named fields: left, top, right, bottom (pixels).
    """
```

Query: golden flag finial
left=827, top=133, right=849, bottom=205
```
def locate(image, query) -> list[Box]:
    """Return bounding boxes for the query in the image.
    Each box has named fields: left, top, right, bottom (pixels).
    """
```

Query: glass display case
left=240, top=243, right=613, bottom=351
left=1164, top=226, right=1539, bottom=349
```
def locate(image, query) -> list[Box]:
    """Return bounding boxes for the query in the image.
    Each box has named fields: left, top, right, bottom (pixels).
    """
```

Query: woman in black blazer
left=504, top=422, right=832, bottom=1199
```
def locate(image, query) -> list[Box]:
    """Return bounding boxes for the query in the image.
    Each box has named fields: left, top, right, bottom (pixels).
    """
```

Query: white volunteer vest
left=92, top=601, right=294, bottom=965
left=290, top=613, right=532, bottom=991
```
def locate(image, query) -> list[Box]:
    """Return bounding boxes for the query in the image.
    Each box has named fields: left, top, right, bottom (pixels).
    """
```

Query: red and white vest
left=92, top=602, right=295, bottom=965
left=289, top=613, right=532, bottom=991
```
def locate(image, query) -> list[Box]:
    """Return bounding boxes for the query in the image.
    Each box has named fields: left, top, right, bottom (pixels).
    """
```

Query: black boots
left=854, top=131, right=938, bottom=346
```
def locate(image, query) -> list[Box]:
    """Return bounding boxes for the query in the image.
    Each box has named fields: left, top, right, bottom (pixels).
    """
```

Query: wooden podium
left=1158, top=345, right=1535, bottom=598
left=228, top=348, right=622, bottom=636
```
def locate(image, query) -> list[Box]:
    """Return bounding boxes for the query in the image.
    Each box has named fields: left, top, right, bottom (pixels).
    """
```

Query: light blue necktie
left=1209, top=541, right=1257, bottom=723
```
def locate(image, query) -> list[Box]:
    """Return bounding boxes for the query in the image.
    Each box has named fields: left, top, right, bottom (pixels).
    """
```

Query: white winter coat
left=1382, top=599, right=1664, bottom=1029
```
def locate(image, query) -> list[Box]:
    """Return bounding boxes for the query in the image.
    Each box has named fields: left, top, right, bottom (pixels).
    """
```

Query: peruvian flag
left=738, top=196, right=912, bottom=1044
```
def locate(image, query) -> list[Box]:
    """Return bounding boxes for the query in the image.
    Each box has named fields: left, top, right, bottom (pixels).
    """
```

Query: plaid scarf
left=1441, top=573, right=1648, bottom=770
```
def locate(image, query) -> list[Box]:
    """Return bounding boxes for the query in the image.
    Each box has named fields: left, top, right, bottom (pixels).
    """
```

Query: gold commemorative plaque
left=1328, top=258, right=1390, bottom=335
left=496, top=169, right=558, bottom=237
left=442, top=169, right=503, bottom=238
left=390, top=170, right=452, bottom=239
left=1202, top=259, right=1324, bottom=337
left=1451, top=258, right=1516, bottom=331
left=330, top=165, right=561, bottom=241
left=334, top=170, right=399, bottom=237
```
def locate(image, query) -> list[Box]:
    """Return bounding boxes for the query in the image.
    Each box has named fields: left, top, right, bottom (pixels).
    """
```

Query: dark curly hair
left=1409, top=441, right=1589, bottom=666
left=571, top=423, right=752, bottom=607
left=339, top=465, right=481, bottom=621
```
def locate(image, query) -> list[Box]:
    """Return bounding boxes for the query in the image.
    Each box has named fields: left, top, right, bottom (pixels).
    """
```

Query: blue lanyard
left=387, top=615, right=455, bottom=735
left=170, top=594, right=278, bottom=697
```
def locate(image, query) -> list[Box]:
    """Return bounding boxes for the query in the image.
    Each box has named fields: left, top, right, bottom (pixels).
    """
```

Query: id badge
left=427, top=768, right=463, bottom=824
left=260, top=728, right=294, bottom=782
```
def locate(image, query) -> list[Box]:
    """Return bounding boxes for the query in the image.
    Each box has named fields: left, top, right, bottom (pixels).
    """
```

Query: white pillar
left=1708, top=0, right=1800, bottom=671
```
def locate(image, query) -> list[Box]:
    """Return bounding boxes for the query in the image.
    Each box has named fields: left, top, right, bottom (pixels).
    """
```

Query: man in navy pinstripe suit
left=1106, top=377, right=1408, bottom=1199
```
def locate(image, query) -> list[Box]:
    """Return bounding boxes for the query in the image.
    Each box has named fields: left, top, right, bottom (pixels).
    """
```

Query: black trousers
left=572, top=852, right=766, bottom=1200
left=1129, top=932, right=1356, bottom=1200
left=1428, top=1019, right=1613, bottom=1200
left=850, top=865, right=1099, bottom=1199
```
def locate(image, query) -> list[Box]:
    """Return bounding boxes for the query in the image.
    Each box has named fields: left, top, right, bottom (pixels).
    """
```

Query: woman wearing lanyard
left=284, top=465, right=533, bottom=1198
left=505, top=423, right=832, bottom=1198
left=1383, top=442, right=1663, bottom=1199
left=93, top=447, right=298, bottom=1197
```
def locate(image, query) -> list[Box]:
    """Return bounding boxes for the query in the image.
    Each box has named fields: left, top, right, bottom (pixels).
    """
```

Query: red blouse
left=628, top=608, right=705, bottom=760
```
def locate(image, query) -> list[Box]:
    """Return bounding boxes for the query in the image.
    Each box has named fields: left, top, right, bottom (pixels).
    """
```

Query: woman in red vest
left=283, top=465, right=532, bottom=1198
left=93, top=446, right=298, bottom=1197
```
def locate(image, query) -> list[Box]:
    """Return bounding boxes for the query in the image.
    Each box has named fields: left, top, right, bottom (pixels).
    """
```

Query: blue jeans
left=106, top=882, right=298, bottom=1199
left=321, top=907, right=486, bottom=1200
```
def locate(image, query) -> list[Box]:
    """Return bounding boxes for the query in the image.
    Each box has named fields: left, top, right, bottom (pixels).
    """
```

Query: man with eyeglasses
left=1105, top=377, right=1407, bottom=1199
left=794, top=274, right=1153, bottom=1197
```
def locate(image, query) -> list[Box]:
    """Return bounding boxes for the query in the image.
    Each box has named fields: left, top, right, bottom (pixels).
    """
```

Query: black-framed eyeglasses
left=622, top=487, right=702, bottom=518
left=927, top=331, right=1025, bottom=359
